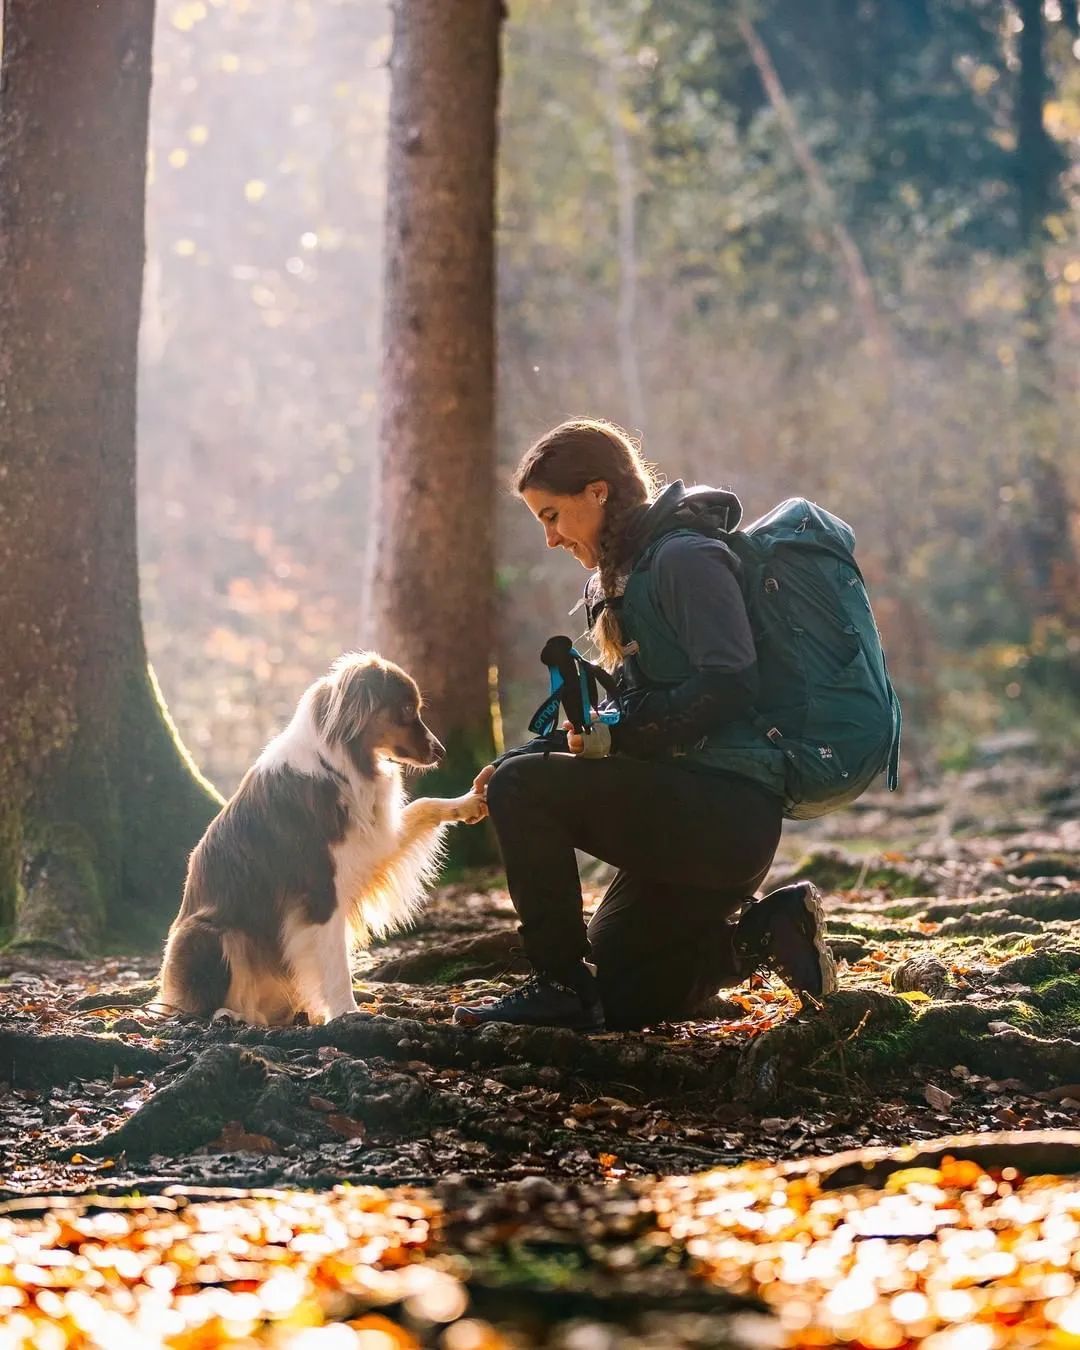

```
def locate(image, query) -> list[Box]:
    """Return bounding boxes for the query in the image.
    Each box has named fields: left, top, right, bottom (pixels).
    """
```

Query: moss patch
left=786, top=847, right=930, bottom=897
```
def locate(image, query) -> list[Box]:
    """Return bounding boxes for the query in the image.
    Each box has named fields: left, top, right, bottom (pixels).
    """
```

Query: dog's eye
left=401, top=705, right=417, bottom=722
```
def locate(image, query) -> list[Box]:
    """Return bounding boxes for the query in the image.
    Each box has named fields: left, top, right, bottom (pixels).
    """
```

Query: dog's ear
left=319, top=658, right=382, bottom=746
left=310, top=678, right=334, bottom=740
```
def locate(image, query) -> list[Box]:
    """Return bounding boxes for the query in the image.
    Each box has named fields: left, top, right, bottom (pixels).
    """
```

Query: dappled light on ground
left=6, top=1149, right=1080, bottom=1347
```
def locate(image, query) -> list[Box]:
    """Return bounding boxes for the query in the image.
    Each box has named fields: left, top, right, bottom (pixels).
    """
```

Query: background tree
left=0, top=0, right=220, bottom=954
left=365, top=0, right=503, bottom=838
left=1014, top=0, right=1078, bottom=617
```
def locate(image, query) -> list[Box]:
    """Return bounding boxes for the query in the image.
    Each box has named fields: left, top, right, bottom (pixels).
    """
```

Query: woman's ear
left=587, top=479, right=609, bottom=507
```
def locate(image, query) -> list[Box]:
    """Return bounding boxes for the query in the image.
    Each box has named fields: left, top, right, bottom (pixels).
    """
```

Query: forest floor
left=1, top=751, right=1079, bottom=1347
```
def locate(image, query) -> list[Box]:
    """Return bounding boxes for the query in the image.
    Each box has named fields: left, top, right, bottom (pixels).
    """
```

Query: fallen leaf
left=1042, top=1084, right=1080, bottom=1102
left=207, top=1120, right=278, bottom=1154
left=924, top=1084, right=954, bottom=1112
left=326, top=1113, right=366, bottom=1141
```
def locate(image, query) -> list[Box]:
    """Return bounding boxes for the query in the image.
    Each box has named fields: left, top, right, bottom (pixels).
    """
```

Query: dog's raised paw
left=450, top=791, right=488, bottom=825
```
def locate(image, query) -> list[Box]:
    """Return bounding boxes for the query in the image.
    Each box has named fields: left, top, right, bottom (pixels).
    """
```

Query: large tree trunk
left=367, top=0, right=502, bottom=853
left=0, top=0, right=221, bottom=954
left=1014, top=0, right=1078, bottom=615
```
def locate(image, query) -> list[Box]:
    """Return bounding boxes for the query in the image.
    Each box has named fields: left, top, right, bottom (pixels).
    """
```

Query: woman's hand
left=562, top=720, right=612, bottom=759
left=472, top=763, right=496, bottom=799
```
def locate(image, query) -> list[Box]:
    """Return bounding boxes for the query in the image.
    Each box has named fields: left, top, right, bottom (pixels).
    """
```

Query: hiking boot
left=452, top=964, right=605, bottom=1031
left=735, top=882, right=838, bottom=1000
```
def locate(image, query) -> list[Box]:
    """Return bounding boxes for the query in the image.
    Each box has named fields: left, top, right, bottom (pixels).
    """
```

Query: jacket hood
left=581, top=480, right=744, bottom=626
left=632, top=480, right=743, bottom=554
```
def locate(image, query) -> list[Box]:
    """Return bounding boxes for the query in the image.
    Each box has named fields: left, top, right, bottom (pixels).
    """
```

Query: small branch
left=735, top=11, right=889, bottom=361
left=590, top=1, right=648, bottom=430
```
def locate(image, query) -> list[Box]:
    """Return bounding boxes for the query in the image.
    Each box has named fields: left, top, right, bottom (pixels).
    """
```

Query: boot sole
left=800, top=882, right=838, bottom=997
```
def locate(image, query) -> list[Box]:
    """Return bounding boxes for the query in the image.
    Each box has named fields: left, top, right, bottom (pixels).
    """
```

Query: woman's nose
left=544, top=525, right=563, bottom=548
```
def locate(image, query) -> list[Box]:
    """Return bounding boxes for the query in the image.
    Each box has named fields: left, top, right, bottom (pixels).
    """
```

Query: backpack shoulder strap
left=633, top=526, right=741, bottom=576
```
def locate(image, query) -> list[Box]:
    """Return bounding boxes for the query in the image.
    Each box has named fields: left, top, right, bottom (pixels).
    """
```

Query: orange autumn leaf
left=208, top=1120, right=279, bottom=1154
left=326, top=1113, right=366, bottom=1140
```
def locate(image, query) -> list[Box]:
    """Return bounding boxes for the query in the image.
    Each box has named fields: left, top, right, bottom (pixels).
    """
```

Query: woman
left=455, top=418, right=837, bottom=1032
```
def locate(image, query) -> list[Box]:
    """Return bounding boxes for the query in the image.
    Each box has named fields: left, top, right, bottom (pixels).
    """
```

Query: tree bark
left=590, top=3, right=648, bottom=434
left=1013, top=0, right=1078, bottom=615
left=365, top=0, right=502, bottom=845
left=0, top=0, right=221, bottom=953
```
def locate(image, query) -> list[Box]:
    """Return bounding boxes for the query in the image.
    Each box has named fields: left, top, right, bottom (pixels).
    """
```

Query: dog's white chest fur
left=330, top=769, right=413, bottom=939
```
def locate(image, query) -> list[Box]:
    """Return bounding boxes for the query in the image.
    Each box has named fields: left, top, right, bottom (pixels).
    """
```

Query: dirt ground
left=1, top=753, right=1078, bottom=1346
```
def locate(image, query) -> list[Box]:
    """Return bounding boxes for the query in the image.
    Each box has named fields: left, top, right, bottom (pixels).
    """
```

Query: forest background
left=140, top=0, right=1080, bottom=797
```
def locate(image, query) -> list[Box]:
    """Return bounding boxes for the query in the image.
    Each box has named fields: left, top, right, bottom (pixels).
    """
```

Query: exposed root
left=156, top=1011, right=739, bottom=1098
left=781, top=1129, right=1080, bottom=1190
left=71, top=983, right=159, bottom=1012
left=0, top=1029, right=165, bottom=1089
left=69, top=1046, right=290, bottom=1160
left=735, top=990, right=914, bottom=1104
left=368, top=930, right=527, bottom=984
left=989, top=949, right=1080, bottom=985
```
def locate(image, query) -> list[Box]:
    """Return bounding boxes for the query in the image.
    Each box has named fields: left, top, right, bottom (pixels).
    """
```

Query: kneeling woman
left=455, top=418, right=837, bottom=1032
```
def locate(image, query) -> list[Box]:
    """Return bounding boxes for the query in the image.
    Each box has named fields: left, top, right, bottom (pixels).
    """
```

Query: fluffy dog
left=159, top=652, right=486, bottom=1025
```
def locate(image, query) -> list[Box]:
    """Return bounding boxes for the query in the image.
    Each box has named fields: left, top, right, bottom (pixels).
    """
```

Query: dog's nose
left=429, top=735, right=445, bottom=763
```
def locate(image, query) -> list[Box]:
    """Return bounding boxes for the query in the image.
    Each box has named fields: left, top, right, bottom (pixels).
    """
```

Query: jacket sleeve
left=610, top=664, right=759, bottom=757
left=611, top=535, right=759, bottom=758
left=492, top=729, right=570, bottom=766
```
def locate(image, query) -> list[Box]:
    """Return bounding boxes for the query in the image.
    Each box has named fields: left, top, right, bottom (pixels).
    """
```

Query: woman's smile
left=520, top=483, right=607, bottom=570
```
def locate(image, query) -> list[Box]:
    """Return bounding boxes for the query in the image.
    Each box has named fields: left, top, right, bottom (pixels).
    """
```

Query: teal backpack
left=618, top=495, right=903, bottom=820
left=726, top=497, right=901, bottom=817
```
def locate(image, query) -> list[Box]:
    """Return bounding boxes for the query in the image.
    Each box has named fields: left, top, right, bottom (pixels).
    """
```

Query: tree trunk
left=0, top=0, right=221, bottom=954
left=1014, top=0, right=1078, bottom=615
left=590, top=2, right=648, bottom=434
left=366, top=0, right=502, bottom=854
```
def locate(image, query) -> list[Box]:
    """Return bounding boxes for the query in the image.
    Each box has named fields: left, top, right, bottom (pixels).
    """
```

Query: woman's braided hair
left=514, top=418, right=660, bottom=670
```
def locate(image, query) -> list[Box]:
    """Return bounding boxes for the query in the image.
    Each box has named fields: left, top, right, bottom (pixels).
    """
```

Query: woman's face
left=521, top=481, right=608, bottom=569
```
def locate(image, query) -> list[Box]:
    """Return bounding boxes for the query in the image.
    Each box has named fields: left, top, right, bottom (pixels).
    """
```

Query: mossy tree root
left=164, top=1011, right=739, bottom=1099
left=890, top=891, right=1080, bottom=923
left=70, top=1046, right=287, bottom=1160
left=368, top=930, right=527, bottom=984
left=5, top=666, right=221, bottom=957
left=735, top=989, right=915, bottom=1104
left=0, top=1029, right=166, bottom=1090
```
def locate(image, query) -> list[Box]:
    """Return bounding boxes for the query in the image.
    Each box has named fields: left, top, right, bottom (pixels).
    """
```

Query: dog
left=159, top=651, right=486, bottom=1026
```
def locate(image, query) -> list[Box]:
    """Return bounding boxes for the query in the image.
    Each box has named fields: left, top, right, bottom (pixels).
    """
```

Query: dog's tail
left=159, top=915, right=231, bottom=1017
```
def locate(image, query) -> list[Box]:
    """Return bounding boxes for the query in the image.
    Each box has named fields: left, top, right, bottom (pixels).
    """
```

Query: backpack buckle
left=766, top=726, right=783, bottom=743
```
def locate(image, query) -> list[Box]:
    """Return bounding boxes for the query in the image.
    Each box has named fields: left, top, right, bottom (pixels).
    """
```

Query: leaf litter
left=0, top=759, right=1077, bottom=1343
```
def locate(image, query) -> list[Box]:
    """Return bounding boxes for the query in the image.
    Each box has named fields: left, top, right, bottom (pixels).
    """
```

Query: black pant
left=485, top=752, right=783, bottom=1029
